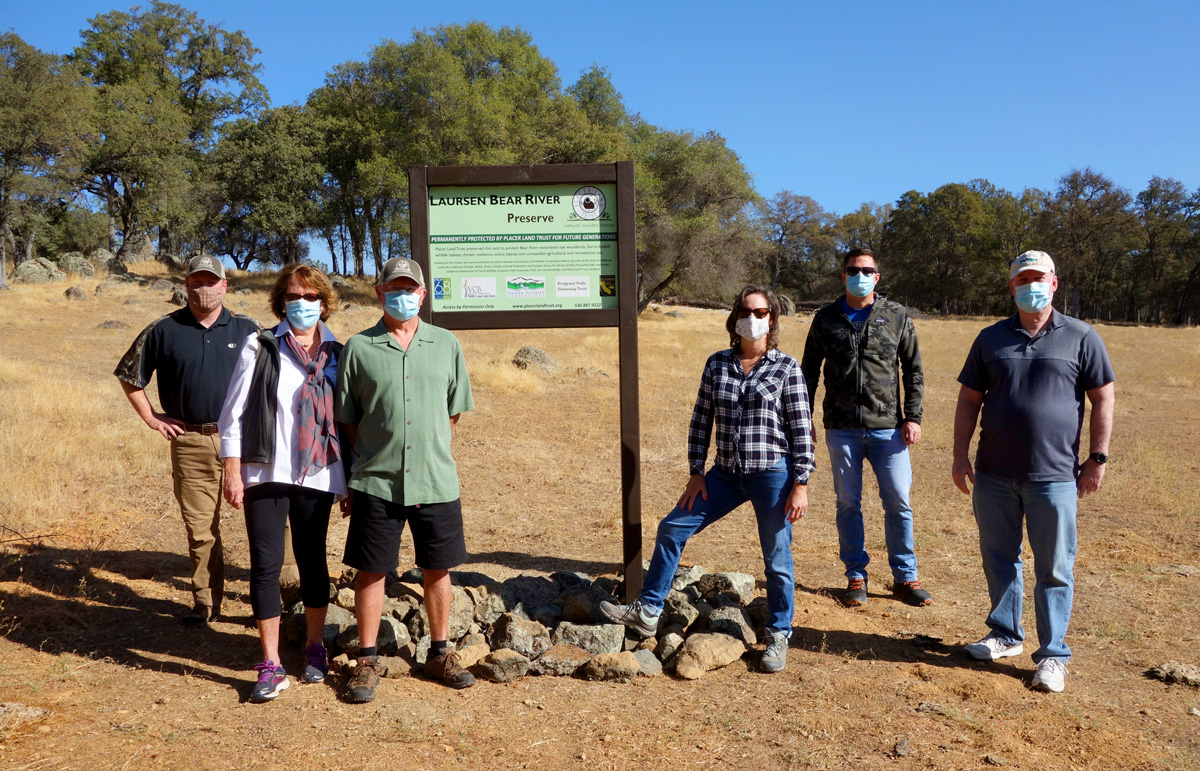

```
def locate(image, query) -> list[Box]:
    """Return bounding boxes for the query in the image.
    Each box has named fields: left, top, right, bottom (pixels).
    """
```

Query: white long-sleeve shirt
left=218, top=320, right=348, bottom=495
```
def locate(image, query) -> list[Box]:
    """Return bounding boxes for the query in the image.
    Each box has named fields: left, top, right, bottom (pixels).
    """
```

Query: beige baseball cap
left=186, top=253, right=226, bottom=279
left=377, top=256, right=425, bottom=288
left=1009, top=250, right=1055, bottom=279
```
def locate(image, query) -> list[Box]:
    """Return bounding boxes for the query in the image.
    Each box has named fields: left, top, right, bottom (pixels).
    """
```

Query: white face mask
left=735, top=315, right=771, bottom=341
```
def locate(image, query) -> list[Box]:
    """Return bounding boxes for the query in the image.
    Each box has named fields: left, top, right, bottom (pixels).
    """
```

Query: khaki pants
left=170, top=433, right=298, bottom=613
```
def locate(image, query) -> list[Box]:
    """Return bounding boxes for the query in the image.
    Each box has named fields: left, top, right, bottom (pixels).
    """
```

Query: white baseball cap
left=1009, top=250, right=1055, bottom=279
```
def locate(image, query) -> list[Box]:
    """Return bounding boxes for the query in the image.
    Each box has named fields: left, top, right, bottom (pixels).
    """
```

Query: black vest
left=241, top=327, right=343, bottom=464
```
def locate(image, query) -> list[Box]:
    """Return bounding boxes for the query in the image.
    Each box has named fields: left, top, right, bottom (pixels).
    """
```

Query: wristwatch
left=1088, top=452, right=1108, bottom=464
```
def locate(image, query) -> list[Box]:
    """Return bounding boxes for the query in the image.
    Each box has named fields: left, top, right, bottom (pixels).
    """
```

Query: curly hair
left=268, top=264, right=339, bottom=323
left=725, top=284, right=782, bottom=351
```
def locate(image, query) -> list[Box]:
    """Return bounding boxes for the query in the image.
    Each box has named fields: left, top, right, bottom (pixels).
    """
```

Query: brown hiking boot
left=424, top=649, right=475, bottom=689
left=344, top=656, right=383, bottom=703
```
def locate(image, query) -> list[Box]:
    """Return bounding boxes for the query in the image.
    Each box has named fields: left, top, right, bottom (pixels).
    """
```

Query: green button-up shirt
left=334, top=318, right=474, bottom=505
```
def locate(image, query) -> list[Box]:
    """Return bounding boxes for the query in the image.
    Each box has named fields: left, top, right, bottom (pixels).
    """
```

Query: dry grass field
left=1, top=263, right=1198, bottom=770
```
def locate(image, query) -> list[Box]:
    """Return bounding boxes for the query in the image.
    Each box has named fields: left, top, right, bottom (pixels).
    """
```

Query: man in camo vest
left=801, top=247, right=930, bottom=608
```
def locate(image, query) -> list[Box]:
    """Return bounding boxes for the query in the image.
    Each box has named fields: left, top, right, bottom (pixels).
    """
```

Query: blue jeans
left=973, top=471, right=1077, bottom=662
left=641, top=459, right=795, bottom=634
left=825, top=428, right=918, bottom=583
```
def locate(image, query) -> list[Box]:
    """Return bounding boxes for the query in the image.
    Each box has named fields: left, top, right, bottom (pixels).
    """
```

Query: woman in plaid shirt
left=603, top=285, right=815, bottom=673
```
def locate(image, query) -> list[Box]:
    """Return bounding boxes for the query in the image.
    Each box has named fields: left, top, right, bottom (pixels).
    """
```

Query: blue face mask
left=284, top=299, right=322, bottom=330
left=846, top=273, right=876, bottom=298
left=383, top=289, right=422, bottom=321
left=1014, top=281, right=1053, bottom=313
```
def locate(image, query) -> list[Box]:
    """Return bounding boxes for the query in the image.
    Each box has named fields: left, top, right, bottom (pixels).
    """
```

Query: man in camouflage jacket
left=801, top=247, right=930, bottom=607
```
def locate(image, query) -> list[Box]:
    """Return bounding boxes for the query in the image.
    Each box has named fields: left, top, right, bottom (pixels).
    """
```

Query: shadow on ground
left=0, top=544, right=260, bottom=695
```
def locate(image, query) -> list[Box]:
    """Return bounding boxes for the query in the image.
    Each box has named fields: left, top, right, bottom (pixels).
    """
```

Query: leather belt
left=185, top=423, right=219, bottom=435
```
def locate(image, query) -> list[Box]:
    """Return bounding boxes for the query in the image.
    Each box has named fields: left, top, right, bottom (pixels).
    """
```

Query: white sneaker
left=964, top=632, right=1024, bottom=661
left=1032, top=659, right=1067, bottom=693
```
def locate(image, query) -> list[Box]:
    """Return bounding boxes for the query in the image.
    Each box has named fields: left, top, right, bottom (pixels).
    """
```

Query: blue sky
left=8, top=1, right=1199, bottom=217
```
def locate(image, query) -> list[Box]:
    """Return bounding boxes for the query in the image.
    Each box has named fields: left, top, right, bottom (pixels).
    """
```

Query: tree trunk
left=323, top=227, right=340, bottom=275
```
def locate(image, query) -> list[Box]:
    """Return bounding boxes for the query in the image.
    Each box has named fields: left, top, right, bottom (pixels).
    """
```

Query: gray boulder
left=696, top=572, right=757, bottom=604
left=560, top=584, right=615, bottom=625
left=492, top=614, right=552, bottom=660
left=169, top=285, right=187, bottom=306
left=551, top=621, right=624, bottom=655
left=447, top=585, right=477, bottom=639
left=512, top=345, right=557, bottom=374
left=97, top=319, right=130, bottom=330
left=633, top=649, right=663, bottom=678
left=529, top=644, right=591, bottom=676
left=336, top=615, right=409, bottom=657
left=661, top=590, right=698, bottom=631
left=476, top=649, right=530, bottom=683
left=89, top=248, right=118, bottom=271
left=330, top=274, right=351, bottom=290
left=672, top=564, right=706, bottom=592
left=522, top=602, right=563, bottom=629
left=11, top=258, right=66, bottom=284
left=50, top=251, right=96, bottom=277
left=150, top=278, right=175, bottom=291
left=64, top=285, right=87, bottom=301
left=656, top=632, right=685, bottom=662
left=285, top=602, right=355, bottom=648
left=674, top=633, right=747, bottom=680
left=580, top=652, right=640, bottom=683
left=502, top=574, right=559, bottom=607
left=550, top=571, right=592, bottom=592
left=708, top=606, right=757, bottom=645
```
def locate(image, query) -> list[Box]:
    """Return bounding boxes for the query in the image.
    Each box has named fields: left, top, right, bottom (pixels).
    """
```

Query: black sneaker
left=344, top=656, right=383, bottom=703
left=249, top=661, right=289, bottom=703
left=425, top=649, right=475, bottom=689
left=843, top=577, right=868, bottom=607
left=893, top=580, right=933, bottom=606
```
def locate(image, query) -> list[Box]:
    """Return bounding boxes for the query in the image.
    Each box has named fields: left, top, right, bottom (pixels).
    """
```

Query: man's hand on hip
left=147, top=412, right=185, bottom=440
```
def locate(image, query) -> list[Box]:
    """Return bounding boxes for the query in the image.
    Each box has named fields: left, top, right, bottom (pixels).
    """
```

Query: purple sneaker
left=303, top=643, right=329, bottom=684
left=250, top=660, right=289, bottom=703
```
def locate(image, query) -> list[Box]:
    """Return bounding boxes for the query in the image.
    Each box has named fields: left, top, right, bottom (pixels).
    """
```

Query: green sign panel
left=427, top=183, right=619, bottom=312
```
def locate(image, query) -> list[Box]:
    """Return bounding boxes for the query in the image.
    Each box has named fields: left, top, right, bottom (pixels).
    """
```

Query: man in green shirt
left=335, top=256, right=475, bottom=702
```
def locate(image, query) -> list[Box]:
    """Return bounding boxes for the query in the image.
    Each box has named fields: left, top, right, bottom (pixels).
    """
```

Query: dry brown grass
left=0, top=270, right=1198, bottom=770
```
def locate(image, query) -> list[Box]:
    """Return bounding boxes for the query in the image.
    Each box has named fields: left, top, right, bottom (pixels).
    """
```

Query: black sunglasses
left=845, top=266, right=878, bottom=276
left=736, top=307, right=771, bottom=319
left=284, top=292, right=321, bottom=303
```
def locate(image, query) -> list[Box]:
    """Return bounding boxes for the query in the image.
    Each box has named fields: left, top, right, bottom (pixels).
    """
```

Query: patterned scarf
left=282, top=330, right=340, bottom=480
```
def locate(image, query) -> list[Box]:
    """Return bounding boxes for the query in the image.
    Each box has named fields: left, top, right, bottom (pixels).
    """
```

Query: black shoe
left=893, top=580, right=933, bottom=606
left=843, top=577, right=868, bottom=607
left=180, top=603, right=211, bottom=627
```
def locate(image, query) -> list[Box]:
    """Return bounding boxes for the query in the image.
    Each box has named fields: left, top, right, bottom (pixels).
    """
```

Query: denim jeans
left=973, top=471, right=1077, bottom=662
left=825, top=428, right=918, bottom=583
left=640, top=459, right=795, bottom=634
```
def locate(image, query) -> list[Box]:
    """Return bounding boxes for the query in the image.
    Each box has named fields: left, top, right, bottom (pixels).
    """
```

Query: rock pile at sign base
left=282, top=564, right=765, bottom=684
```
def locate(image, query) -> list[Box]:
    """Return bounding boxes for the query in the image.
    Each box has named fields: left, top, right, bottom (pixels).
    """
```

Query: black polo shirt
left=115, top=306, right=261, bottom=424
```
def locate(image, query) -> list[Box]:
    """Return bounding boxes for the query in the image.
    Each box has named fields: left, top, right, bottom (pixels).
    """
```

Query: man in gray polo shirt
left=952, top=250, right=1115, bottom=694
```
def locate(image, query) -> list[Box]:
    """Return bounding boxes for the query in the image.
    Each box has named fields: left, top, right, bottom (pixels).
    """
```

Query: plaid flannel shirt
left=687, top=347, right=815, bottom=483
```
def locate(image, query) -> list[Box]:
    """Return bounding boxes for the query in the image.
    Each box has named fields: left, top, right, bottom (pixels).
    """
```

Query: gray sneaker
left=761, top=629, right=788, bottom=673
left=599, top=599, right=660, bottom=637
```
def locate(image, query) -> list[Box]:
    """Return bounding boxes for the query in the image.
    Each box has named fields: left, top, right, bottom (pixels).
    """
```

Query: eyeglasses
left=845, top=266, right=878, bottom=276
left=736, top=307, right=771, bottom=319
left=284, top=292, right=321, bottom=303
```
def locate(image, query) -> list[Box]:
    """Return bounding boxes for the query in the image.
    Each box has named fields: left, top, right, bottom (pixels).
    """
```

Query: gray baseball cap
left=186, top=253, right=226, bottom=279
left=377, top=256, right=425, bottom=288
